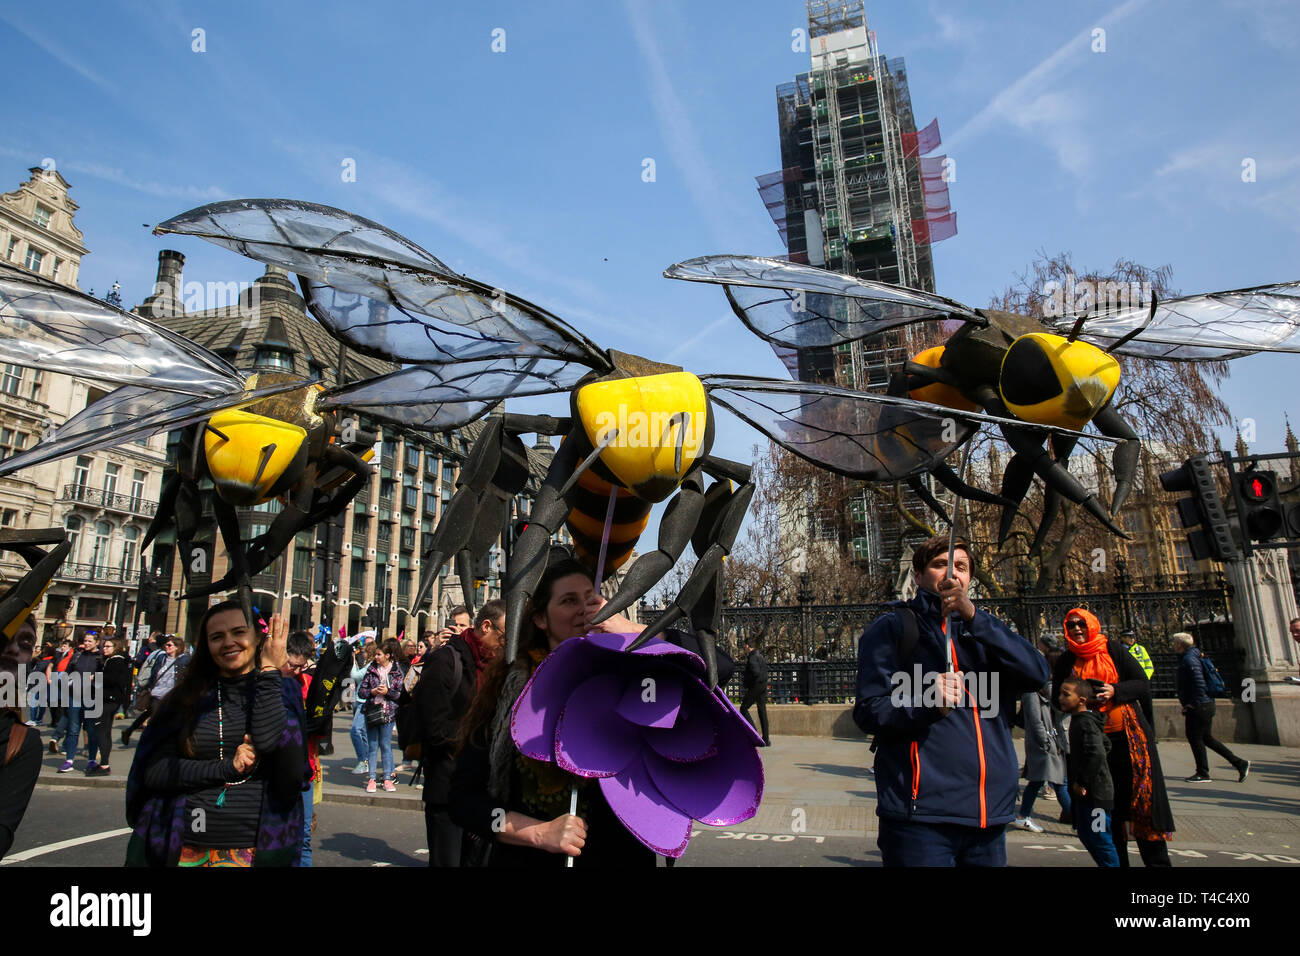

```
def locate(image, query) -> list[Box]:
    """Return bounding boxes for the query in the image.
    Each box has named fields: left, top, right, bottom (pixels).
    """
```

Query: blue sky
left=2, top=0, right=1296, bottom=488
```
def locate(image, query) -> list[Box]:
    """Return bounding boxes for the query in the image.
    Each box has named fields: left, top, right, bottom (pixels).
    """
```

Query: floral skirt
left=178, top=846, right=256, bottom=867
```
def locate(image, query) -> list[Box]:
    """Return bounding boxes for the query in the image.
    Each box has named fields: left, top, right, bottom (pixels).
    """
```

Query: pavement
left=30, top=710, right=1300, bottom=862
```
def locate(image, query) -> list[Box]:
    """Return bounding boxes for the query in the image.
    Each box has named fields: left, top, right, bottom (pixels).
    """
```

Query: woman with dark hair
left=85, top=636, right=132, bottom=776
left=124, top=603, right=308, bottom=867
left=1052, top=608, right=1174, bottom=868
left=449, top=558, right=733, bottom=867
left=357, top=637, right=404, bottom=793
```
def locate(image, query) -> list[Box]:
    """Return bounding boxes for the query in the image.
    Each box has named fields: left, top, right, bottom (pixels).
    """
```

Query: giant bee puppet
left=144, top=200, right=1117, bottom=686
left=669, top=256, right=1300, bottom=555
left=0, top=256, right=400, bottom=611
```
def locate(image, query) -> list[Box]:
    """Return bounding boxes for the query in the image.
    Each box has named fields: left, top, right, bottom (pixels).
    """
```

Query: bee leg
left=929, top=461, right=1013, bottom=508
left=1092, top=405, right=1140, bottom=514
left=631, top=466, right=755, bottom=691
left=504, top=436, right=582, bottom=664
left=1027, top=435, right=1079, bottom=557
left=588, top=473, right=706, bottom=625
left=977, top=388, right=1129, bottom=540
left=995, top=452, right=1037, bottom=545
left=906, top=475, right=952, bottom=527
left=183, top=491, right=256, bottom=599
left=412, top=419, right=528, bottom=614
left=455, top=549, right=476, bottom=617
left=1028, top=486, right=1064, bottom=559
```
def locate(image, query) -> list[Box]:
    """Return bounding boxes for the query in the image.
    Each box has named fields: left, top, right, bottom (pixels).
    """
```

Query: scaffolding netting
left=755, top=167, right=804, bottom=248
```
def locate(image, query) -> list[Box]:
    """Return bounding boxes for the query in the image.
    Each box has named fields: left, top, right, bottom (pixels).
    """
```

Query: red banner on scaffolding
left=911, top=212, right=957, bottom=245
left=919, top=154, right=952, bottom=217
left=901, top=118, right=941, bottom=158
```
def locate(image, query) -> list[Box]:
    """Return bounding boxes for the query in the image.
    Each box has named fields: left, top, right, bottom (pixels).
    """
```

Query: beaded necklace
left=215, top=681, right=251, bottom=808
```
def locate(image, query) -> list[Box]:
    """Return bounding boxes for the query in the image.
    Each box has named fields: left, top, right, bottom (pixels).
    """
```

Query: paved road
left=7, top=719, right=1299, bottom=867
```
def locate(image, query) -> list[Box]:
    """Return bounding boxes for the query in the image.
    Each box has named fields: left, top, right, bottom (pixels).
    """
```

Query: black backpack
left=868, top=607, right=922, bottom=753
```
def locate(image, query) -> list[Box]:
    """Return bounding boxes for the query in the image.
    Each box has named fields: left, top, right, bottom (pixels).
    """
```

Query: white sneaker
left=1011, top=817, right=1044, bottom=833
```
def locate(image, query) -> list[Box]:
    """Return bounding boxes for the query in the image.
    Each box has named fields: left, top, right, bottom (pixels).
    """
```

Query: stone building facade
left=0, top=166, right=168, bottom=645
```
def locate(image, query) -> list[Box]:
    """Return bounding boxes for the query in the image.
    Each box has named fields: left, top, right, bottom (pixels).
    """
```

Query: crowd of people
left=0, top=534, right=1268, bottom=868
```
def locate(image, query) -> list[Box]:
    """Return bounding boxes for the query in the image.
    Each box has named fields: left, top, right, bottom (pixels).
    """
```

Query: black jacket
left=1066, top=709, right=1113, bottom=810
left=742, top=650, right=769, bottom=690
left=102, top=654, right=132, bottom=707
left=1176, top=647, right=1211, bottom=706
left=416, top=635, right=478, bottom=804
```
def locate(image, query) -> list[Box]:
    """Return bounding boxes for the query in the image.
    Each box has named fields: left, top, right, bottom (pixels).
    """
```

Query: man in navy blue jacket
left=854, top=536, right=1049, bottom=866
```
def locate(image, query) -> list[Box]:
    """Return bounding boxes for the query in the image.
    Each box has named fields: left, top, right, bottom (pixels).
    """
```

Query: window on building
left=293, top=548, right=312, bottom=582
left=90, top=520, right=112, bottom=574
left=51, top=257, right=62, bottom=281
left=442, top=463, right=454, bottom=484
left=78, top=597, right=111, bottom=621
left=0, top=508, right=17, bottom=527
left=403, top=486, right=418, bottom=510
left=400, top=526, right=415, bottom=550
left=253, top=348, right=294, bottom=370
left=103, top=463, right=119, bottom=497
left=381, top=440, right=397, bottom=462
left=380, top=478, right=395, bottom=503
left=65, top=515, right=82, bottom=559
left=377, top=524, right=392, bottom=545
left=398, top=569, right=412, bottom=596
left=28, top=369, right=41, bottom=403
left=350, top=561, right=367, bottom=589
left=0, top=427, right=26, bottom=456
left=131, top=469, right=146, bottom=506
left=5, top=238, right=16, bottom=261
left=1174, top=539, right=1194, bottom=575
left=32, top=205, right=51, bottom=229
left=73, top=456, right=91, bottom=491
left=121, top=525, right=139, bottom=573
left=23, top=246, right=43, bottom=273
left=0, top=364, right=21, bottom=396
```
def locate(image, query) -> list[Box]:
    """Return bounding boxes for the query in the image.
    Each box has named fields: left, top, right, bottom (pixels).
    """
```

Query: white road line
left=1, top=827, right=132, bottom=865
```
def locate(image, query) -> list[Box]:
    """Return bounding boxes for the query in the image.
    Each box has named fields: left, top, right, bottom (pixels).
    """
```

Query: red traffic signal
left=1234, top=468, right=1283, bottom=540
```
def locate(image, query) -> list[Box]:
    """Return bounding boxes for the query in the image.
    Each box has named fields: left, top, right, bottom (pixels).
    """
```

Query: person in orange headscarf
left=1051, top=608, right=1174, bottom=868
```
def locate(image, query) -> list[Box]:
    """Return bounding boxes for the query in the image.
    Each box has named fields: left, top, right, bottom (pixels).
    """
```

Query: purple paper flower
left=511, top=632, right=764, bottom=858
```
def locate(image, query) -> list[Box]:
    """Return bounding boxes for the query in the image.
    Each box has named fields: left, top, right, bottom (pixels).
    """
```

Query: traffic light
left=1234, top=468, right=1285, bottom=541
left=1159, top=455, right=1239, bottom=562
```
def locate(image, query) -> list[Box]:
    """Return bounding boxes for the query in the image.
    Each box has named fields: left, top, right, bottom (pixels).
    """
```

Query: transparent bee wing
left=299, top=274, right=607, bottom=369
left=0, top=265, right=242, bottom=397
left=320, top=357, right=585, bottom=409
left=158, top=199, right=612, bottom=371
left=665, top=254, right=980, bottom=349
left=0, top=376, right=315, bottom=477
left=155, top=197, right=451, bottom=273
left=701, top=376, right=1116, bottom=481
left=1044, top=281, right=1300, bottom=361
left=329, top=398, right=495, bottom=433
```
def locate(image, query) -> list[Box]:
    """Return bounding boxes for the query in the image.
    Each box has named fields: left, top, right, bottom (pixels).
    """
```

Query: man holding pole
left=853, top=535, right=1049, bottom=866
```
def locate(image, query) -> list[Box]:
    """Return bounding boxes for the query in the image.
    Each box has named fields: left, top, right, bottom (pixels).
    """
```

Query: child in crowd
left=1058, top=676, right=1120, bottom=867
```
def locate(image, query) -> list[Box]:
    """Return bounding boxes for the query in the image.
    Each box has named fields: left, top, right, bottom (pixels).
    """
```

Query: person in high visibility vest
left=1121, top=630, right=1155, bottom=724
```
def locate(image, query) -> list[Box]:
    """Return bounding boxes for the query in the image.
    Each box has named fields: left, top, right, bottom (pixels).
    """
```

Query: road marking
left=1, top=827, right=132, bottom=865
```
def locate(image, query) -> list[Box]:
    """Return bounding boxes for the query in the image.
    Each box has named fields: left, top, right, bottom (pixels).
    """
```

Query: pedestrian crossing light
left=1158, top=455, right=1238, bottom=562
left=1235, top=468, right=1284, bottom=541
